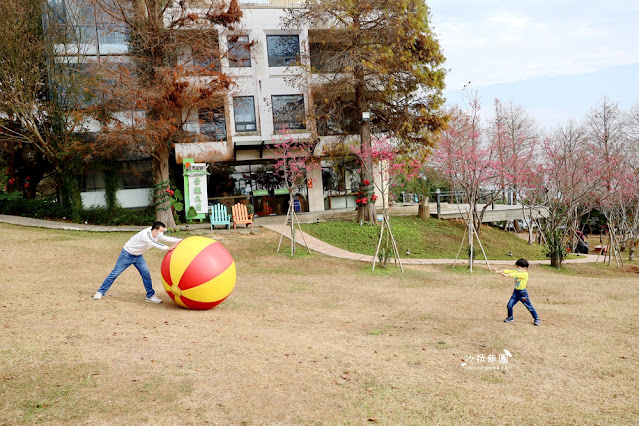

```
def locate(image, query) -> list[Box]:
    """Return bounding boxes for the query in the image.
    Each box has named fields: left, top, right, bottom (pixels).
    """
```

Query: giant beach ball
left=161, top=236, right=236, bottom=310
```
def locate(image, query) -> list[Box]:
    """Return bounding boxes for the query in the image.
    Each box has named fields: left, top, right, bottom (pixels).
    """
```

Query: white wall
left=81, top=188, right=152, bottom=209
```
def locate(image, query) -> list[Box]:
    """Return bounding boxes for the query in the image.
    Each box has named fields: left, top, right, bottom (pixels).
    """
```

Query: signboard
left=183, top=159, right=209, bottom=218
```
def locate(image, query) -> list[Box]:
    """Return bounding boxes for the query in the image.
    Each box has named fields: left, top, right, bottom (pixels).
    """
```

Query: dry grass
left=1, top=223, right=638, bottom=425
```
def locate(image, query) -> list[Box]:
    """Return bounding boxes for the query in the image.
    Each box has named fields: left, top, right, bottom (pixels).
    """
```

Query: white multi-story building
left=51, top=0, right=382, bottom=216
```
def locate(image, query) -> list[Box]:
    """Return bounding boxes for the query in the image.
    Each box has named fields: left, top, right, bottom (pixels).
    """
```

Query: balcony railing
left=238, top=0, right=304, bottom=8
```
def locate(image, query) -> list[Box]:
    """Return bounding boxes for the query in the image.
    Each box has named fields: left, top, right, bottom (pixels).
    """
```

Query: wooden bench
left=209, top=204, right=231, bottom=230
left=232, top=203, right=253, bottom=229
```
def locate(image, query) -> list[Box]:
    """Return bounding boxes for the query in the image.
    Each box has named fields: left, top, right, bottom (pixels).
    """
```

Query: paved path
left=0, top=214, right=599, bottom=266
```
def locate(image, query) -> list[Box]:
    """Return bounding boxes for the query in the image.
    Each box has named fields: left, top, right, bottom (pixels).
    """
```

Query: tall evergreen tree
left=284, top=0, right=448, bottom=223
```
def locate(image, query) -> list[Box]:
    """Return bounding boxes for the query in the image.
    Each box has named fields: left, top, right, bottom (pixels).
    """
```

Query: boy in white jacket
left=94, top=221, right=181, bottom=303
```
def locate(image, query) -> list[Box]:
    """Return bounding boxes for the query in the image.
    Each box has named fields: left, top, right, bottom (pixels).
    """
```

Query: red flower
left=356, top=198, right=362, bottom=204
left=371, top=194, right=378, bottom=201
left=361, top=197, right=368, bottom=204
left=363, top=179, right=370, bottom=186
left=24, top=182, right=30, bottom=189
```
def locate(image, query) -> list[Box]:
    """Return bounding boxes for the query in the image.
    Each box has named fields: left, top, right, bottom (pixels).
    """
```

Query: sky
left=427, top=0, right=639, bottom=131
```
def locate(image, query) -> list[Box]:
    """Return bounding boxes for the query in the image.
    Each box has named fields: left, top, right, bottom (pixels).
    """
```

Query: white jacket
left=123, top=227, right=182, bottom=255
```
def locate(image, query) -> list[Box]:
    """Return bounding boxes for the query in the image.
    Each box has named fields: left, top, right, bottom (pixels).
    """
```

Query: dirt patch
left=1, top=223, right=638, bottom=424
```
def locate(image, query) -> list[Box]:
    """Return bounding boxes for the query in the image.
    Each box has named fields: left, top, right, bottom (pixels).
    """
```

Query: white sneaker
left=93, top=292, right=103, bottom=300
left=145, top=295, right=162, bottom=304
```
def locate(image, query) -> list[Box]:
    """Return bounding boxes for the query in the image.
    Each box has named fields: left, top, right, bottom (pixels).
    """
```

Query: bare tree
left=0, top=0, right=92, bottom=215
left=87, top=0, right=244, bottom=228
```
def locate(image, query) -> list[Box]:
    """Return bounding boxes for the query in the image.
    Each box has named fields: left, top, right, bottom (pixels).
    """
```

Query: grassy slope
left=301, top=216, right=547, bottom=260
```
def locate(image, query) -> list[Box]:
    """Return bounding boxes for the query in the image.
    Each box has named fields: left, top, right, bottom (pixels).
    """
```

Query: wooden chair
left=209, top=204, right=231, bottom=230
left=231, top=203, right=253, bottom=229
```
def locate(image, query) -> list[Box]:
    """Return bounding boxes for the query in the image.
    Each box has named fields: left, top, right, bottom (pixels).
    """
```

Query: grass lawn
left=1, top=223, right=638, bottom=424
left=302, top=216, right=547, bottom=260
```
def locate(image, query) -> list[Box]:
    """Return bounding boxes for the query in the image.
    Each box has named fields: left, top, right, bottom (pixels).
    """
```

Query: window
left=309, top=43, right=349, bottom=73
left=266, top=35, right=300, bottom=67
left=77, top=160, right=152, bottom=191
left=314, top=95, right=358, bottom=136
left=199, top=107, right=227, bottom=140
left=192, top=45, right=220, bottom=72
left=272, top=95, right=305, bottom=130
left=233, top=96, right=257, bottom=132
left=321, top=158, right=361, bottom=209
left=227, top=35, right=251, bottom=68
left=118, top=160, right=153, bottom=189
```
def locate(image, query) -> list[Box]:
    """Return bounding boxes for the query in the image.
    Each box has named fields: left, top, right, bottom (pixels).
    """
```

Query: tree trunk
left=418, top=197, right=429, bottom=218
left=550, top=253, right=561, bottom=269
left=289, top=191, right=295, bottom=255
left=355, top=82, right=376, bottom=224
left=153, top=147, right=176, bottom=229
left=56, top=166, right=82, bottom=222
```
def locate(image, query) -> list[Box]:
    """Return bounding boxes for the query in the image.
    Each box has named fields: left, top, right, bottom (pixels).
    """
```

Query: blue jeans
left=507, top=289, right=538, bottom=319
left=98, top=249, right=155, bottom=298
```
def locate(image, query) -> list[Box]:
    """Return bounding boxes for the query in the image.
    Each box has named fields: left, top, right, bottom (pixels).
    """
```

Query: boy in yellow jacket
left=496, top=258, right=540, bottom=326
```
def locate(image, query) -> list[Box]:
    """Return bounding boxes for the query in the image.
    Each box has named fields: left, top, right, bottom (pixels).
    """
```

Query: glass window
left=199, top=107, right=227, bottom=140
left=228, top=35, right=251, bottom=68
left=272, top=95, right=305, bottom=131
left=233, top=96, right=257, bottom=132
left=48, top=0, right=67, bottom=26
left=321, top=157, right=361, bottom=209
left=309, top=43, right=350, bottom=73
left=192, top=44, right=220, bottom=71
left=118, top=160, right=153, bottom=189
left=314, top=95, right=358, bottom=136
left=266, top=35, right=300, bottom=67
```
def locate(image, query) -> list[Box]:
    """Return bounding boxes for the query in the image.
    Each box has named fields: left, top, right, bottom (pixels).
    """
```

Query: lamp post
left=435, top=188, right=441, bottom=216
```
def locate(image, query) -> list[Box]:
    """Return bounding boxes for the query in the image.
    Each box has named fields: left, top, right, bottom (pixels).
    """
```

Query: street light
left=361, top=111, right=371, bottom=122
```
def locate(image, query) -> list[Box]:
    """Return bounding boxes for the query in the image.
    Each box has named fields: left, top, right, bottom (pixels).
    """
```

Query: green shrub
left=0, top=197, right=155, bottom=226
left=79, top=207, right=155, bottom=226
left=0, top=197, right=70, bottom=219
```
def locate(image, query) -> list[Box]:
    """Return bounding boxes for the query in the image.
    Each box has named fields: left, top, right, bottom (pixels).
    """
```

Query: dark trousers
left=507, top=289, right=538, bottom=319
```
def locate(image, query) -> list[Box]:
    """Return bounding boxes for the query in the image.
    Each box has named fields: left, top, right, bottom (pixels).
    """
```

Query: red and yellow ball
left=161, top=236, right=236, bottom=310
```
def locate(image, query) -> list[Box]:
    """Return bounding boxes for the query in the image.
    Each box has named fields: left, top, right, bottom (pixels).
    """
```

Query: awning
left=233, top=138, right=318, bottom=159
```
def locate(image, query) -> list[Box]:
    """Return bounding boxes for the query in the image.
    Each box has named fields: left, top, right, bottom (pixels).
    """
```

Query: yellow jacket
left=503, top=269, right=528, bottom=290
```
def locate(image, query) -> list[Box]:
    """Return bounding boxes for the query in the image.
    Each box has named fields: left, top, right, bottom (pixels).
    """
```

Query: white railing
left=239, top=0, right=304, bottom=8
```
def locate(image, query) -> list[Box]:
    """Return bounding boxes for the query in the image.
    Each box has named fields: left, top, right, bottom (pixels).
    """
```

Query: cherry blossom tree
left=431, top=98, right=502, bottom=270
left=270, top=133, right=318, bottom=256
left=355, top=136, right=420, bottom=270
left=536, top=121, right=604, bottom=268
left=488, top=98, right=539, bottom=234
left=585, top=98, right=633, bottom=265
